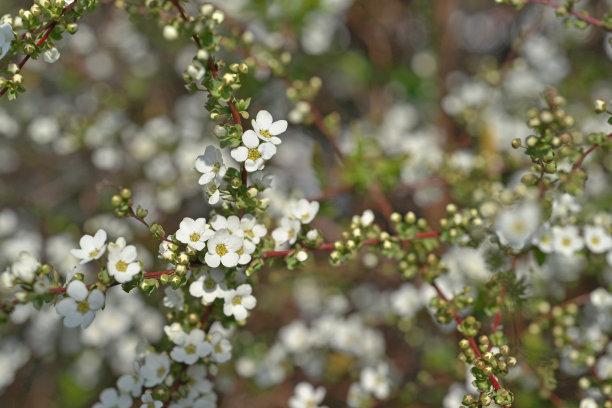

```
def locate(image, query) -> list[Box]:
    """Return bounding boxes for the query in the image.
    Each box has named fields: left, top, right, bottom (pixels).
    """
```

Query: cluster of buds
left=439, top=204, right=484, bottom=245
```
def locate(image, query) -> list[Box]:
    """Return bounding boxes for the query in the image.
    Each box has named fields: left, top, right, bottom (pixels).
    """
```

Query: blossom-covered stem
left=0, top=1, right=79, bottom=98
left=168, top=0, right=246, bottom=185
left=431, top=281, right=506, bottom=399
left=261, top=231, right=440, bottom=258
left=528, top=0, right=610, bottom=31
left=572, top=133, right=612, bottom=171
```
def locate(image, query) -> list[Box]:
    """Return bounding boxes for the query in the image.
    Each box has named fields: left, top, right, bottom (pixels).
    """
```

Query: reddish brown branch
left=528, top=0, right=610, bottom=31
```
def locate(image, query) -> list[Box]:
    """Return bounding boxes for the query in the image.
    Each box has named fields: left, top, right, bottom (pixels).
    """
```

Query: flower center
left=157, top=367, right=166, bottom=378
left=288, top=229, right=295, bottom=239
left=88, top=248, right=100, bottom=258
left=590, top=236, right=600, bottom=245
left=260, top=129, right=271, bottom=138
left=561, top=237, right=571, bottom=247
left=245, top=229, right=254, bottom=238
left=511, top=220, right=525, bottom=234
left=232, top=295, right=242, bottom=305
left=185, top=344, right=197, bottom=355
left=77, top=300, right=90, bottom=314
left=247, top=148, right=261, bottom=161
left=301, top=214, right=310, bottom=221
left=215, top=343, right=223, bottom=353
left=205, top=278, right=216, bottom=290
left=216, top=244, right=228, bottom=256
left=190, top=232, right=200, bottom=242
left=212, top=163, right=221, bottom=173
left=237, top=247, right=244, bottom=256
left=116, top=260, right=128, bottom=272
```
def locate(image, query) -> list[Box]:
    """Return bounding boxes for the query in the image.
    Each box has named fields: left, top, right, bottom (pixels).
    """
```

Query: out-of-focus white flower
left=551, top=193, right=581, bottom=220
left=195, top=146, right=226, bottom=185
left=223, top=283, right=256, bottom=321
left=360, top=363, right=391, bottom=399
left=93, top=387, right=132, bottom=408
left=170, top=328, right=212, bottom=365
left=390, top=283, right=421, bottom=318
left=163, top=322, right=184, bottom=343
left=140, top=353, right=170, bottom=387
left=107, top=240, right=141, bottom=283
left=204, top=229, right=242, bottom=268
left=347, top=382, right=372, bottom=408
left=117, top=372, right=143, bottom=398
left=289, top=199, right=319, bottom=224
left=532, top=223, right=554, bottom=253
left=163, top=287, right=184, bottom=310
left=43, top=47, right=60, bottom=63
left=189, top=268, right=227, bottom=304
left=279, top=320, right=311, bottom=353
left=163, top=25, right=178, bottom=41
left=579, top=398, right=598, bottom=408
left=584, top=225, right=612, bottom=254
left=289, top=382, right=328, bottom=408
left=0, top=23, right=14, bottom=60
left=494, top=202, right=541, bottom=250
left=175, top=217, right=214, bottom=251
left=56, top=280, right=105, bottom=328
left=140, top=392, right=163, bottom=408
left=11, top=251, right=39, bottom=283
left=210, top=331, right=232, bottom=363
left=361, top=209, right=375, bottom=227
left=70, top=229, right=107, bottom=264
left=552, top=225, right=584, bottom=256
left=230, top=130, right=277, bottom=172
left=251, top=110, right=288, bottom=145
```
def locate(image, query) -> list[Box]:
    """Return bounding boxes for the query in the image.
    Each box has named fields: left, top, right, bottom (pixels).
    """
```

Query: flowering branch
left=528, top=0, right=611, bottom=31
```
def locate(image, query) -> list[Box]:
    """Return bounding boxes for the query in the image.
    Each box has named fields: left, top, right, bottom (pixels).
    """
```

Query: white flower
left=579, top=398, right=598, bottom=408
left=93, top=387, right=132, bottom=408
left=272, top=217, right=302, bottom=249
left=195, top=146, right=226, bottom=185
left=43, top=47, right=60, bottom=63
left=390, top=283, right=421, bottom=318
left=289, top=382, right=328, bottom=408
left=56, top=280, right=105, bottom=328
left=210, top=331, right=232, bottom=363
left=163, top=287, right=184, bottom=310
left=296, top=250, right=308, bottom=262
left=117, top=372, right=143, bottom=398
left=532, top=223, right=554, bottom=253
left=251, top=110, right=288, bottom=145
left=494, top=202, right=541, bottom=250
left=237, top=238, right=256, bottom=265
left=223, top=283, right=257, bottom=321
left=0, top=23, right=14, bottom=60
left=230, top=130, right=277, bottom=172
left=210, top=215, right=244, bottom=237
left=289, top=199, right=320, bottom=224
left=551, top=193, right=581, bottom=220
left=347, top=383, right=372, bottom=408
left=279, top=320, right=311, bottom=353
left=175, top=217, right=214, bottom=251
left=140, top=353, right=170, bottom=387
left=189, top=268, right=228, bottom=303
left=11, top=252, right=40, bottom=283
left=205, top=182, right=221, bottom=205
left=108, top=241, right=141, bottom=283
left=360, top=363, right=391, bottom=399
left=170, top=328, right=212, bottom=365
left=204, top=229, right=242, bottom=268
left=140, top=392, right=163, bottom=408
left=361, top=209, right=375, bottom=227
left=239, top=214, right=267, bottom=244
left=70, top=229, right=107, bottom=264
left=164, top=322, right=185, bottom=343
left=186, top=60, right=206, bottom=82
left=552, top=225, right=584, bottom=256
left=584, top=225, right=612, bottom=254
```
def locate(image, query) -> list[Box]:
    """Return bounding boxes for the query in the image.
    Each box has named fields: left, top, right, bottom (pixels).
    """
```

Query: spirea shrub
left=1, top=0, right=612, bottom=407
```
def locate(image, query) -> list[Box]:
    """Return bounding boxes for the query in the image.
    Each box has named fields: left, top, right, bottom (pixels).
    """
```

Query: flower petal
left=67, top=280, right=88, bottom=301
left=242, top=130, right=259, bottom=148
left=269, top=120, right=288, bottom=135
left=88, top=290, right=105, bottom=310
left=255, top=110, right=273, bottom=129
left=230, top=146, right=248, bottom=163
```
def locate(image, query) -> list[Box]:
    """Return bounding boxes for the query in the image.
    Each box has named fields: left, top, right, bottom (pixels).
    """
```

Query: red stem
left=528, top=0, right=610, bottom=31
